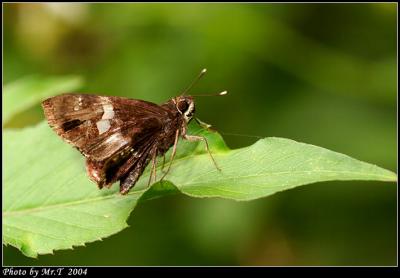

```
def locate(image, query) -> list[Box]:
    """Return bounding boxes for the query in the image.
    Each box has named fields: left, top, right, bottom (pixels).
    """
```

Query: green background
left=3, top=3, right=397, bottom=265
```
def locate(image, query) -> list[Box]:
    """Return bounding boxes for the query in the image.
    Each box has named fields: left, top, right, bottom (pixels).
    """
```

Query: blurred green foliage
left=3, top=3, right=397, bottom=265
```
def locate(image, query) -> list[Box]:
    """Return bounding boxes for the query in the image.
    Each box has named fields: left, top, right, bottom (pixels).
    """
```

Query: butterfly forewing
left=42, top=94, right=166, bottom=161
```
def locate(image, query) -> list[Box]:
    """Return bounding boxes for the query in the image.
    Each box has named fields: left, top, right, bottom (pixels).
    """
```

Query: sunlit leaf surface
left=3, top=75, right=83, bottom=124
left=3, top=121, right=396, bottom=257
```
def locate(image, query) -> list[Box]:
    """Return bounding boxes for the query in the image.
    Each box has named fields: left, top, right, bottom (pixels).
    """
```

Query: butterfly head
left=174, top=96, right=195, bottom=123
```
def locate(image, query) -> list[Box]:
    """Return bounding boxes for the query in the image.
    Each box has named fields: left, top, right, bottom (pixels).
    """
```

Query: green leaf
left=3, top=121, right=396, bottom=258
left=3, top=75, right=84, bottom=125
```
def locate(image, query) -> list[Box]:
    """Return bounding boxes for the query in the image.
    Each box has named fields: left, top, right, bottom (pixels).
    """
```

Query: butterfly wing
left=42, top=94, right=168, bottom=161
left=85, top=131, right=159, bottom=188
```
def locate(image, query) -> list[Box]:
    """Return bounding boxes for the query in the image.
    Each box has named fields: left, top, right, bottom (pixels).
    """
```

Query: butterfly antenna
left=182, top=68, right=207, bottom=96
left=191, top=91, right=228, bottom=97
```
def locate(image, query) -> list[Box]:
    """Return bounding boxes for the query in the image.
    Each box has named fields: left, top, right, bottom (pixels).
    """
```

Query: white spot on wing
left=95, top=101, right=115, bottom=134
left=96, top=120, right=111, bottom=134
left=102, top=104, right=114, bottom=119
left=104, top=132, right=128, bottom=146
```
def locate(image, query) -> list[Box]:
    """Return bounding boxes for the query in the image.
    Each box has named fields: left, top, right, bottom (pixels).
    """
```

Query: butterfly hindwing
left=85, top=131, right=158, bottom=189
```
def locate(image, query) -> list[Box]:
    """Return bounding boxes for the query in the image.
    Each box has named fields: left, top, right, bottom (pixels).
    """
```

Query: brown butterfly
left=42, top=69, right=226, bottom=194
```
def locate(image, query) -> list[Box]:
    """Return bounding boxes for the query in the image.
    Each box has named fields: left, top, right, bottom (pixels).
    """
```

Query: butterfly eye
left=177, top=100, right=189, bottom=113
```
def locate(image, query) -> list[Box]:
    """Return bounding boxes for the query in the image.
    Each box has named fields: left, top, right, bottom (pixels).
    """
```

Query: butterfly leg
left=161, top=154, right=166, bottom=172
left=183, top=135, right=221, bottom=171
left=152, top=154, right=157, bottom=183
left=160, top=129, right=179, bottom=181
left=148, top=150, right=157, bottom=187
